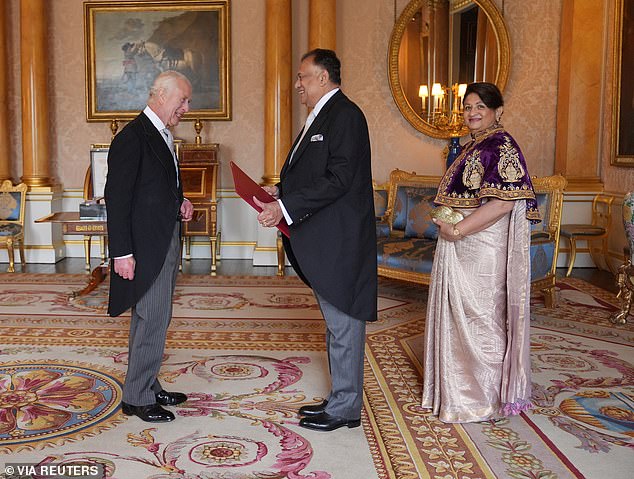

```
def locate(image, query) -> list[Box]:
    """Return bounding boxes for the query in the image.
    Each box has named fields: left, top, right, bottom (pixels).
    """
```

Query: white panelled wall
left=2, top=188, right=281, bottom=267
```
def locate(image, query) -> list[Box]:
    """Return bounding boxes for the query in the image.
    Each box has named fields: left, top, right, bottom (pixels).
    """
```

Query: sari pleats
left=421, top=201, right=532, bottom=423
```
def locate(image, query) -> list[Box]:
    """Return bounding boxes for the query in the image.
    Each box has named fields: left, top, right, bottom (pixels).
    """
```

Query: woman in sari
left=421, top=82, right=540, bottom=423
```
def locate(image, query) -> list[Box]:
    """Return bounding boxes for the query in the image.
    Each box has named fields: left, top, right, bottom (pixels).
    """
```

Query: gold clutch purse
left=430, top=205, right=464, bottom=225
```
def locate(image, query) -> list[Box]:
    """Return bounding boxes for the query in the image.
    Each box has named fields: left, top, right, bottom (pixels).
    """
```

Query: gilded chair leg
left=83, top=235, right=91, bottom=270
left=185, top=236, right=192, bottom=261
left=99, top=236, right=106, bottom=262
left=7, top=240, right=15, bottom=273
left=210, top=235, right=217, bottom=273
left=178, top=237, right=184, bottom=272
left=19, top=240, right=26, bottom=267
left=543, top=287, right=555, bottom=308
left=276, top=233, right=285, bottom=277
left=565, top=237, right=577, bottom=277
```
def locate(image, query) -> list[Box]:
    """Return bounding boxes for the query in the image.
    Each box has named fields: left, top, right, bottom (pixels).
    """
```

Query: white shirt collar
left=311, top=87, right=339, bottom=119
left=143, top=105, right=167, bottom=132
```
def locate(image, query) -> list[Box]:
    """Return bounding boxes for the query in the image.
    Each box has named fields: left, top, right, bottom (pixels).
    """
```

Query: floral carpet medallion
left=23, top=354, right=336, bottom=479
left=0, top=273, right=633, bottom=478
left=0, top=360, right=123, bottom=453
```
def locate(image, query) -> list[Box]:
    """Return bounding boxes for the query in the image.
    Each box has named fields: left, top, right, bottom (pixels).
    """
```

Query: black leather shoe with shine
left=298, top=412, right=361, bottom=432
left=298, top=400, right=328, bottom=417
left=121, top=402, right=175, bottom=422
left=155, top=390, right=188, bottom=406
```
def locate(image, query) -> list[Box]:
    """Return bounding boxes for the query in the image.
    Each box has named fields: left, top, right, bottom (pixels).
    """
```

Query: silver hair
left=148, top=70, right=190, bottom=100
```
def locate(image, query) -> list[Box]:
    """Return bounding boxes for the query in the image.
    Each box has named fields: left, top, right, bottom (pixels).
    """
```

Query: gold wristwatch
left=452, top=226, right=461, bottom=237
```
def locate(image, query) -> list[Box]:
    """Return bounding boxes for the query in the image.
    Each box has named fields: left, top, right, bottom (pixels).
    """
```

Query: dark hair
left=301, top=48, right=341, bottom=85
left=463, top=82, right=504, bottom=109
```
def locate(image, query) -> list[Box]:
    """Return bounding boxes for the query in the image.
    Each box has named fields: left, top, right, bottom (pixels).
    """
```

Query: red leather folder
left=230, top=161, right=290, bottom=238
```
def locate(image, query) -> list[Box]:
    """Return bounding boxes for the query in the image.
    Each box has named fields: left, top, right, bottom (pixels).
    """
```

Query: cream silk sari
left=421, top=201, right=532, bottom=423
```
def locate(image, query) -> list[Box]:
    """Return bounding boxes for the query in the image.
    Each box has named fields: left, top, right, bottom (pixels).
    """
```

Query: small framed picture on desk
left=89, top=144, right=110, bottom=200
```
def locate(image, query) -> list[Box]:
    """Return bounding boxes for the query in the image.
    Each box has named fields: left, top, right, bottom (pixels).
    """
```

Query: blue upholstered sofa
left=375, top=169, right=566, bottom=307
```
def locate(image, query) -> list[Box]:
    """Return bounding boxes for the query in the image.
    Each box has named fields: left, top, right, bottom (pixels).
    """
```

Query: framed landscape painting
left=84, top=0, right=231, bottom=122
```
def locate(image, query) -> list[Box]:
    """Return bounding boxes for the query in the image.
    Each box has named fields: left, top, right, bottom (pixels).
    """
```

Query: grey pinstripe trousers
left=122, top=223, right=180, bottom=406
left=315, top=292, right=366, bottom=420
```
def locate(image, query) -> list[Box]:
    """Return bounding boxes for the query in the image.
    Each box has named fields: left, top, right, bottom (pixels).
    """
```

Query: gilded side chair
left=0, top=180, right=28, bottom=272
left=560, top=194, right=614, bottom=277
left=561, top=194, right=614, bottom=276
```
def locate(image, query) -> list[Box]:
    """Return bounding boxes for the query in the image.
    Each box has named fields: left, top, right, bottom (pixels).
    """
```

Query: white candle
left=458, top=83, right=467, bottom=102
left=431, top=83, right=443, bottom=111
left=419, top=85, right=429, bottom=111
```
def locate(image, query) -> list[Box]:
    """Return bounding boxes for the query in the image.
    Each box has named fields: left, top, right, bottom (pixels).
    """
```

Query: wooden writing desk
left=36, top=212, right=108, bottom=297
left=178, top=142, right=220, bottom=273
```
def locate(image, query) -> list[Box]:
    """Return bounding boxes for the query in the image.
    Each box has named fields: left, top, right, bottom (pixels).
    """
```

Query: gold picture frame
left=84, top=0, right=231, bottom=122
left=611, top=0, right=634, bottom=166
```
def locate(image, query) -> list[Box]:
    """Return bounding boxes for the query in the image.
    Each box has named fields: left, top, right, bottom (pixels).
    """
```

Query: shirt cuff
left=278, top=199, right=293, bottom=225
left=115, top=254, right=133, bottom=259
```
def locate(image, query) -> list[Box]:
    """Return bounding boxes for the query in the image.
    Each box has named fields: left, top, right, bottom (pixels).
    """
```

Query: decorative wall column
left=0, top=1, right=11, bottom=182
left=309, top=0, right=336, bottom=51
left=262, top=0, right=292, bottom=186
left=255, top=0, right=292, bottom=267
left=554, top=0, right=604, bottom=191
left=20, top=0, right=52, bottom=187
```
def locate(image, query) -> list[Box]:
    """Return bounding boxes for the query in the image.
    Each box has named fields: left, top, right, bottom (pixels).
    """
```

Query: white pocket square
left=310, top=134, right=323, bottom=142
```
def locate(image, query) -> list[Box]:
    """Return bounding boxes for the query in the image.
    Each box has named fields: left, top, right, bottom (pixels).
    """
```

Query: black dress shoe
left=121, top=402, right=175, bottom=422
left=155, top=390, right=188, bottom=406
left=298, top=400, right=328, bottom=417
left=299, top=412, right=361, bottom=432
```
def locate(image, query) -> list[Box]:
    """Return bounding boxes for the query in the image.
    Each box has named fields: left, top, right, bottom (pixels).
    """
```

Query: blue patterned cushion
left=404, top=191, right=438, bottom=240
left=391, top=186, right=409, bottom=231
left=0, top=192, right=22, bottom=221
left=393, top=185, right=439, bottom=233
left=376, top=221, right=390, bottom=238
left=0, top=224, right=22, bottom=236
left=377, top=237, right=436, bottom=274
left=530, top=239, right=555, bottom=280
left=374, top=189, right=388, bottom=219
left=530, top=193, right=549, bottom=234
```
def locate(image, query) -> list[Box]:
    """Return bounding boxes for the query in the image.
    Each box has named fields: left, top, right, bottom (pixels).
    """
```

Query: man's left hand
left=254, top=197, right=283, bottom=227
left=180, top=198, right=194, bottom=222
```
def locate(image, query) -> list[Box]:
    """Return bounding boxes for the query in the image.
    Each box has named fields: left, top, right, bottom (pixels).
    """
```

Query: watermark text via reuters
left=3, top=462, right=104, bottom=479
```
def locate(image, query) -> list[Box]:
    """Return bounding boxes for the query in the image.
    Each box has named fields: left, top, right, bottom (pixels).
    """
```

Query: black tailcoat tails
left=280, top=90, right=378, bottom=322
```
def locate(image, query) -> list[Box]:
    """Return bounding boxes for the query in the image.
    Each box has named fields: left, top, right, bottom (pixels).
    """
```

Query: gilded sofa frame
left=376, top=170, right=567, bottom=307
left=531, top=174, right=567, bottom=307
left=377, top=169, right=441, bottom=285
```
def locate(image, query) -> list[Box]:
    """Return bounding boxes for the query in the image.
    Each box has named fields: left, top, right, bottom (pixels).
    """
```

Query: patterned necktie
left=289, top=111, right=316, bottom=163
left=162, top=128, right=179, bottom=187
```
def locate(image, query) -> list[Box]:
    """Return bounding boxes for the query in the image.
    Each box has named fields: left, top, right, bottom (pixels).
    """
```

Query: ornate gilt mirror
left=388, top=0, right=511, bottom=139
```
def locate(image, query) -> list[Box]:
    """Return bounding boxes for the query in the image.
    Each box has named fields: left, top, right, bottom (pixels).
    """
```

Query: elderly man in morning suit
left=105, top=70, right=194, bottom=423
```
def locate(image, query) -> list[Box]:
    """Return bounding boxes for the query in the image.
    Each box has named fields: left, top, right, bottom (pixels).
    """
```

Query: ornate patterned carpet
left=0, top=273, right=632, bottom=479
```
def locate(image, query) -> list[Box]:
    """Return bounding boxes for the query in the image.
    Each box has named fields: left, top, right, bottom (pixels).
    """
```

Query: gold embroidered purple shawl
left=435, top=126, right=541, bottom=223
